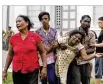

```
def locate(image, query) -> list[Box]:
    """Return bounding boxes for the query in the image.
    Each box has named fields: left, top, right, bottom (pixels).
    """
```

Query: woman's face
left=69, top=33, right=82, bottom=45
left=16, top=17, right=28, bottom=31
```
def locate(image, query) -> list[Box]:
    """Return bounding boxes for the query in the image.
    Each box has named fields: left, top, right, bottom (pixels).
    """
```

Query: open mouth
left=17, top=26, right=21, bottom=28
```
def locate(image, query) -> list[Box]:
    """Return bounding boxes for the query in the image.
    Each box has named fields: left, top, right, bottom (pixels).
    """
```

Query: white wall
left=3, top=6, right=27, bottom=33
left=2, top=6, right=7, bottom=31
left=45, top=6, right=55, bottom=28
left=3, top=5, right=102, bottom=36
left=14, top=6, right=27, bottom=33
left=77, top=6, right=93, bottom=28
left=9, top=6, right=27, bottom=33
left=76, top=6, right=101, bottom=37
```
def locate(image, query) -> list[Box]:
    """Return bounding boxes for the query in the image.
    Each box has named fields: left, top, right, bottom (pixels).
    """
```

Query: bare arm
left=37, top=41, right=47, bottom=79
left=94, top=43, right=103, bottom=47
left=86, top=47, right=95, bottom=54
left=80, top=48, right=95, bottom=61
left=3, top=43, right=13, bottom=72
left=37, top=41, right=47, bottom=68
left=86, top=31, right=96, bottom=54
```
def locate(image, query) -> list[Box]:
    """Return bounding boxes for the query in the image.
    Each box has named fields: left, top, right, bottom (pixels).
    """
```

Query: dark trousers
left=67, top=63, right=91, bottom=84
left=12, top=69, right=39, bottom=84
left=40, top=63, right=58, bottom=84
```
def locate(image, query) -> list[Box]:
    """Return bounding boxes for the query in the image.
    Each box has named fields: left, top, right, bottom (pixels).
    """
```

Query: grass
left=2, top=72, right=103, bottom=84
left=90, top=78, right=95, bottom=84
left=90, top=78, right=103, bottom=84
left=2, top=72, right=13, bottom=84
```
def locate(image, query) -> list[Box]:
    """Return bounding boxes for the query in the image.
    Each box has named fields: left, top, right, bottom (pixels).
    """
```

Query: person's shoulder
left=35, top=27, right=42, bottom=33
left=30, top=31, right=40, bottom=37
left=89, top=30, right=94, bottom=33
left=10, top=33, right=19, bottom=40
left=12, top=33, right=19, bottom=37
left=89, top=30, right=95, bottom=36
left=50, top=27, right=57, bottom=32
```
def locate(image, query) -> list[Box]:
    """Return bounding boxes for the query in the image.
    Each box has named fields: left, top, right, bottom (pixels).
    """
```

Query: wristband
left=43, top=67, right=47, bottom=68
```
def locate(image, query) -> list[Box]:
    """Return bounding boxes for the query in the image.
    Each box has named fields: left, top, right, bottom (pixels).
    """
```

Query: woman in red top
left=3, top=15, right=47, bottom=84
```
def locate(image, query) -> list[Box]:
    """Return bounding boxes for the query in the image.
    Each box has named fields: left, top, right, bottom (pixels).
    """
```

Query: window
left=93, top=6, right=103, bottom=27
left=55, top=6, right=62, bottom=29
left=27, top=6, right=45, bottom=29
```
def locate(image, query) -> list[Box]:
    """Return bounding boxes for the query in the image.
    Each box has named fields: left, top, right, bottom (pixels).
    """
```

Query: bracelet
left=43, top=67, right=47, bottom=68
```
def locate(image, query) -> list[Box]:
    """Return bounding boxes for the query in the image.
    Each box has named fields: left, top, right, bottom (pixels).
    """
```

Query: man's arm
left=94, top=43, right=103, bottom=47
left=86, top=47, right=95, bottom=54
left=86, top=31, right=96, bottom=54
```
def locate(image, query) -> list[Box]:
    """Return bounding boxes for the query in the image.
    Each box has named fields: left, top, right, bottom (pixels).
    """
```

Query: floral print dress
left=55, top=37, right=84, bottom=84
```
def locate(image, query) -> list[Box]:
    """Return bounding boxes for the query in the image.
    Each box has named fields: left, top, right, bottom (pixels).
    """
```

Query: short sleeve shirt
left=9, top=31, right=41, bottom=73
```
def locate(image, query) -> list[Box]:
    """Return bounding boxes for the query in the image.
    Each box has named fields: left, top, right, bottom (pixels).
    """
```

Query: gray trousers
left=95, top=57, right=103, bottom=78
left=67, top=63, right=91, bottom=84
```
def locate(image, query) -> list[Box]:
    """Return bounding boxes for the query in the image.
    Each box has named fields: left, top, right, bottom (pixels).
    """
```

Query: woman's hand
left=59, top=43, right=67, bottom=50
left=40, top=67, right=47, bottom=80
left=2, top=71, right=7, bottom=82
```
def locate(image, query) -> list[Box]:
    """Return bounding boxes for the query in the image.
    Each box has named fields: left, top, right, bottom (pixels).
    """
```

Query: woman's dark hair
left=38, top=11, right=50, bottom=21
left=81, top=15, right=91, bottom=21
left=69, top=29, right=85, bottom=43
left=17, top=15, right=33, bottom=30
left=98, top=16, right=103, bottom=21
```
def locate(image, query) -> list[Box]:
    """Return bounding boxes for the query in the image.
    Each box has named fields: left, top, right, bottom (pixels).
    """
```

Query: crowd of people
left=2, top=26, right=14, bottom=50
left=2, top=11, right=103, bottom=84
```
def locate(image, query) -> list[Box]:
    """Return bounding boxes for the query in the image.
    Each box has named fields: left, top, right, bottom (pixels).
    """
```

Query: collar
left=42, top=27, right=51, bottom=33
left=15, top=31, right=33, bottom=37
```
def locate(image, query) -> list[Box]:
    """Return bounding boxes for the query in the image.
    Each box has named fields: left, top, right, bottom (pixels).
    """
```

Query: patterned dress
left=55, top=37, right=84, bottom=84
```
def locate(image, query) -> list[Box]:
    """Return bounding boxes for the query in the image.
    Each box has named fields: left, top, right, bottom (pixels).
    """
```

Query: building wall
left=2, top=6, right=7, bottom=31
left=27, top=5, right=55, bottom=31
left=77, top=6, right=93, bottom=28
left=3, top=6, right=27, bottom=33
left=3, top=5, right=103, bottom=36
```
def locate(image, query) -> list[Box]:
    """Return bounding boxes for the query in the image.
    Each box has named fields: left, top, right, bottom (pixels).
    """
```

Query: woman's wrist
left=42, top=66, right=47, bottom=68
left=3, top=70, right=7, bottom=73
left=3, top=66, right=8, bottom=72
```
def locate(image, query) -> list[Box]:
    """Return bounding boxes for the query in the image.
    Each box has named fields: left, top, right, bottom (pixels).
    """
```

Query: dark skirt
left=12, top=69, right=39, bottom=84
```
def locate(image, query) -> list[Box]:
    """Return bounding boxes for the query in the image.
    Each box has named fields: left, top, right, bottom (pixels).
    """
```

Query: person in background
left=2, top=30, right=7, bottom=50
left=36, top=11, right=58, bottom=84
left=3, top=15, right=47, bottom=84
left=6, top=26, right=14, bottom=50
left=93, top=16, right=103, bottom=84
